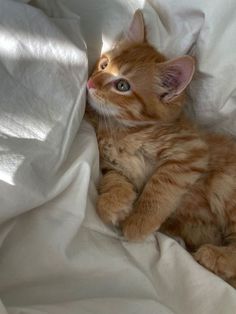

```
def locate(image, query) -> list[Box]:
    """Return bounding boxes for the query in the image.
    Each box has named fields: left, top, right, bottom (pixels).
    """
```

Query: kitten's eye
left=115, top=79, right=130, bottom=92
left=99, top=58, right=109, bottom=70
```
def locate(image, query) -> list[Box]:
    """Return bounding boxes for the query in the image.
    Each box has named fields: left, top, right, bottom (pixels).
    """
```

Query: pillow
left=0, top=0, right=87, bottom=222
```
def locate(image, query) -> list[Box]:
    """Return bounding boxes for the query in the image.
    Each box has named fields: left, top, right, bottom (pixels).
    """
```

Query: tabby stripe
left=162, top=157, right=206, bottom=169
left=132, top=91, right=148, bottom=112
left=150, top=174, right=186, bottom=190
left=175, top=135, right=199, bottom=142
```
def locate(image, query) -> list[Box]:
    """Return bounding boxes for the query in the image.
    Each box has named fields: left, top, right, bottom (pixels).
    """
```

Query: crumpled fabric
left=0, top=0, right=236, bottom=313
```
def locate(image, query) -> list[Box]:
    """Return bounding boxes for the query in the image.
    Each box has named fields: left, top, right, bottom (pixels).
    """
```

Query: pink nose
left=87, top=79, right=96, bottom=89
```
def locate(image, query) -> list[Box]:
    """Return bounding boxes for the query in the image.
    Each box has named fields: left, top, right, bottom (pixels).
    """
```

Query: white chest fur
left=98, top=135, right=157, bottom=191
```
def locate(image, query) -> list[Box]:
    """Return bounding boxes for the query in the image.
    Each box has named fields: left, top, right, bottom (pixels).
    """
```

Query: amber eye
left=99, top=58, right=109, bottom=70
left=115, top=79, right=130, bottom=92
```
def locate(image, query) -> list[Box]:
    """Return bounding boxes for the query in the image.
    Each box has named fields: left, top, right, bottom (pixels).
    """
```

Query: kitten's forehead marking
left=106, top=56, right=133, bottom=78
left=120, top=64, right=133, bottom=76
left=106, top=51, right=127, bottom=76
left=109, top=63, right=120, bottom=76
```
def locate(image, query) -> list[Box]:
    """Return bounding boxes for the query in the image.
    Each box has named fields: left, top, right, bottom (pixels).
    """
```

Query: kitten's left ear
left=158, top=56, right=195, bottom=102
left=126, top=10, right=145, bottom=44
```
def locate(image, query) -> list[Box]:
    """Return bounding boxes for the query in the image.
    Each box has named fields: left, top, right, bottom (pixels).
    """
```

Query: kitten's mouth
left=87, top=89, right=119, bottom=117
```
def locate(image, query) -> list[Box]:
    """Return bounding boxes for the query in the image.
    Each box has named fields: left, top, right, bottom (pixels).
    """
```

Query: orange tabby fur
left=86, top=10, right=236, bottom=287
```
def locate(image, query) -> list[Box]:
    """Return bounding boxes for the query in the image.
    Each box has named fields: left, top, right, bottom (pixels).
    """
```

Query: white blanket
left=0, top=0, right=236, bottom=313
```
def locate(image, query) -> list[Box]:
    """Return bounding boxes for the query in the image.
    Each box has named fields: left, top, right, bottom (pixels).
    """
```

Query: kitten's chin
left=87, top=91, right=120, bottom=117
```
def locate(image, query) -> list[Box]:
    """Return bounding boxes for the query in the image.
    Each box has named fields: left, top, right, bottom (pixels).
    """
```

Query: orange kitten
left=87, top=10, right=236, bottom=287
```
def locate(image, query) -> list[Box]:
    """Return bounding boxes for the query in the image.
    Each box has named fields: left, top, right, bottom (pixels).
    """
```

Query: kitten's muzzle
left=87, top=79, right=96, bottom=90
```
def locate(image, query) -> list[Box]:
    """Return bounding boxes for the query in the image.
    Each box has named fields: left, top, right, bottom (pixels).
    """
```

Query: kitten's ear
left=158, top=56, right=195, bottom=102
left=126, top=10, right=145, bottom=44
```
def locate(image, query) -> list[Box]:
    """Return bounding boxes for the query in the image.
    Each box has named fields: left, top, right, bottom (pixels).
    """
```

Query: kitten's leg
left=161, top=182, right=222, bottom=251
left=122, top=155, right=207, bottom=241
left=97, top=170, right=137, bottom=226
left=193, top=243, right=236, bottom=287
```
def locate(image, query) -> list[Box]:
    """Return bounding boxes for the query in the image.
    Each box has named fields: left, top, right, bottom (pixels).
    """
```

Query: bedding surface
left=0, top=0, right=236, bottom=313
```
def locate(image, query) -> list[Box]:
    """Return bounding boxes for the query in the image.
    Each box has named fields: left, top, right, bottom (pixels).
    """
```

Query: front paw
left=96, top=192, right=132, bottom=226
left=121, top=212, right=161, bottom=241
left=101, top=142, right=119, bottom=166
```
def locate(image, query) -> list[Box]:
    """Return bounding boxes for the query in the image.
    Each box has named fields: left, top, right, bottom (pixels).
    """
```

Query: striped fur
left=86, top=11, right=236, bottom=287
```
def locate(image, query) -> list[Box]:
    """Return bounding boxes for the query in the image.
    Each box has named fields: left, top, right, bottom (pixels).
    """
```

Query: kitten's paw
left=193, top=244, right=218, bottom=271
left=96, top=193, right=132, bottom=226
left=101, top=142, right=119, bottom=166
left=121, top=213, right=160, bottom=241
left=193, top=244, right=232, bottom=279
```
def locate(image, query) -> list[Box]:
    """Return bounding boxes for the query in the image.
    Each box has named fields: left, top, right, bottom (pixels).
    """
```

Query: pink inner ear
left=160, top=56, right=195, bottom=101
left=162, top=69, right=182, bottom=89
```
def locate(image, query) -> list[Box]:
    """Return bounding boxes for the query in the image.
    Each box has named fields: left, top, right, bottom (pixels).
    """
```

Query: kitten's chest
left=98, top=134, right=157, bottom=190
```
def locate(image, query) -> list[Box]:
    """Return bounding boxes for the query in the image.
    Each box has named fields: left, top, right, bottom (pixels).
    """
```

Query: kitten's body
left=87, top=11, right=236, bottom=287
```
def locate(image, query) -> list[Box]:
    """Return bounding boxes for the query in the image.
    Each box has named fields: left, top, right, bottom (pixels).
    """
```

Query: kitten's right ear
left=125, top=10, right=145, bottom=44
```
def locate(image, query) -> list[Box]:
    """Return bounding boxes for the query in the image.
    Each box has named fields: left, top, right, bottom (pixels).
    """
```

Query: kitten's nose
left=87, top=79, right=96, bottom=90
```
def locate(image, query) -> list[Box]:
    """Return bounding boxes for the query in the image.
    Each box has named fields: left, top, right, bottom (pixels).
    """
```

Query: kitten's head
left=87, top=10, right=195, bottom=126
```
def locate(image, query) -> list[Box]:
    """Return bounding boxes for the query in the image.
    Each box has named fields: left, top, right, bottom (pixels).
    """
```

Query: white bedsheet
left=0, top=0, right=236, bottom=313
